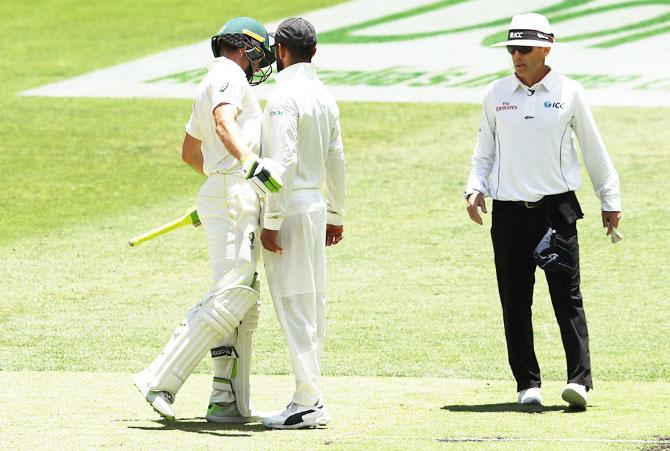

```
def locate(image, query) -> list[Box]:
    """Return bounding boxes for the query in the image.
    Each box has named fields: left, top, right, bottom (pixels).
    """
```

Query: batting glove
left=241, top=154, right=283, bottom=195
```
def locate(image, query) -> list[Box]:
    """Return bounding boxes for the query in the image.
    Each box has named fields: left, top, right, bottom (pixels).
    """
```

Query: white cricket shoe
left=562, top=383, right=588, bottom=409
left=132, top=371, right=176, bottom=421
left=517, top=387, right=542, bottom=405
left=205, top=402, right=259, bottom=424
left=263, top=401, right=331, bottom=429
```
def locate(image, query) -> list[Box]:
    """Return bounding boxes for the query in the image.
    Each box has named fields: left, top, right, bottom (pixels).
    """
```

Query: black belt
left=495, top=199, right=544, bottom=208
left=496, top=192, right=578, bottom=209
left=515, top=200, right=544, bottom=208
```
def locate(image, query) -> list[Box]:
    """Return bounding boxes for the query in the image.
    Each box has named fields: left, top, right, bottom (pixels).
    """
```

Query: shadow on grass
left=441, top=403, right=586, bottom=414
left=125, top=417, right=266, bottom=437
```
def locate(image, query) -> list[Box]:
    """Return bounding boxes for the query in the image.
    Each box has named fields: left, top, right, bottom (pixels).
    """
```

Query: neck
left=284, top=57, right=302, bottom=68
left=517, top=65, right=550, bottom=87
left=222, top=50, right=246, bottom=68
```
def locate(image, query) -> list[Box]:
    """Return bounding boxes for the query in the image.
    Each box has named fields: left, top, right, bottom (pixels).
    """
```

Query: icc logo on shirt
left=544, top=101, right=565, bottom=109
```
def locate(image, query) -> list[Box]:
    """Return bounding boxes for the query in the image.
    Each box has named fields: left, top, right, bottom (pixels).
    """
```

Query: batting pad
left=145, top=285, right=260, bottom=397
left=210, top=297, right=260, bottom=416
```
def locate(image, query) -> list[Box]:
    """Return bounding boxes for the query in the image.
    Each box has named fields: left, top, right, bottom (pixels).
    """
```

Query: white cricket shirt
left=466, top=69, right=621, bottom=211
left=185, top=57, right=262, bottom=176
left=261, top=63, right=346, bottom=230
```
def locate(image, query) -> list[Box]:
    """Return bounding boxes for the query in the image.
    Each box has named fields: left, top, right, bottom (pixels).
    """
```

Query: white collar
left=510, top=67, right=558, bottom=93
left=275, top=62, right=316, bottom=85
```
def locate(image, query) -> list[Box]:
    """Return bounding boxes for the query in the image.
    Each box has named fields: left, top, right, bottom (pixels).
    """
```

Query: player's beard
left=276, top=55, right=285, bottom=72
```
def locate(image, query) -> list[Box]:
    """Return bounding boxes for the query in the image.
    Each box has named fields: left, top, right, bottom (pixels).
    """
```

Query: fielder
left=259, top=18, right=346, bottom=429
left=465, top=13, right=621, bottom=409
left=133, top=16, right=281, bottom=423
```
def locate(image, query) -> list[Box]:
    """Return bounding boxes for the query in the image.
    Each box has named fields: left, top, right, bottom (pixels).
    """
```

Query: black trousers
left=490, top=192, right=592, bottom=392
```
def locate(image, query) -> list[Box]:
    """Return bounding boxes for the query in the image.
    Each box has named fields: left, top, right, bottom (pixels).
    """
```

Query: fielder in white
left=132, top=16, right=282, bottom=423
left=259, top=18, right=346, bottom=429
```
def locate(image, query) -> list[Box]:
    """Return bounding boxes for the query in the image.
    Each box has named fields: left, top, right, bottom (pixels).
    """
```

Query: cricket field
left=1, top=1, right=669, bottom=449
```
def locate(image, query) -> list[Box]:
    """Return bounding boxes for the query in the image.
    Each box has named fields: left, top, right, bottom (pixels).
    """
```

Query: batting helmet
left=211, top=17, right=275, bottom=85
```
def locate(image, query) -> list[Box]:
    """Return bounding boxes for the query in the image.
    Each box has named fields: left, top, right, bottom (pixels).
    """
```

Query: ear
left=277, top=42, right=287, bottom=59
left=543, top=47, right=551, bottom=57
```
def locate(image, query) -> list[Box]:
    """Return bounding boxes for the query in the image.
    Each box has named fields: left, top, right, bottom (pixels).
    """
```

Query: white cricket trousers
left=263, top=191, right=327, bottom=406
left=197, top=174, right=260, bottom=291
left=197, top=173, right=260, bottom=405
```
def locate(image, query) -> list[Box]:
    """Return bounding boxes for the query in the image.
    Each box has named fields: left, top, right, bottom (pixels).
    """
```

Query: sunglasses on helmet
left=507, top=45, right=533, bottom=55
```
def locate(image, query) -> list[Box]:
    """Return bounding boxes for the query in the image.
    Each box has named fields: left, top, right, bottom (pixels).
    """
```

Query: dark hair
left=282, top=44, right=315, bottom=63
left=218, top=40, right=240, bottom=55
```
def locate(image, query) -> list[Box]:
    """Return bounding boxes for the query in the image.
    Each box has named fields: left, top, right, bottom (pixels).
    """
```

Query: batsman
left=132, top=16, right=281, bottom=423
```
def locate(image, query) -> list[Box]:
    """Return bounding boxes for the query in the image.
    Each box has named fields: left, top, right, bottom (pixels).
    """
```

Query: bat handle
left=128, top=234, right=152, bottom=247
left=128, top=216, right=188, bottom=247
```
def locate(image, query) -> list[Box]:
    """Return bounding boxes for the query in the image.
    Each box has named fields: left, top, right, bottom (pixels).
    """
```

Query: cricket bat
left=128, top=207, right=201, bottom=247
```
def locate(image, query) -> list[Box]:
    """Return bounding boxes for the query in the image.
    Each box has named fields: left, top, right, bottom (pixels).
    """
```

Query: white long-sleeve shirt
left=465, top=69, right=621, bottom=211
left=261, top=63, right=346, bottom=230
left=185, top=57, right=261, bottom=176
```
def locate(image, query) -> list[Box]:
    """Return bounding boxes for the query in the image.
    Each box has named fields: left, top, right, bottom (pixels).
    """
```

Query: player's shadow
left=441, top=403, right=584, bottom=414
left=126, top=417, right=266, bottom=437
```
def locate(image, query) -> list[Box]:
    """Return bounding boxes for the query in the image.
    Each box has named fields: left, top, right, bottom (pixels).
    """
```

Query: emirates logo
left=496, top=101, right=518, bottom=112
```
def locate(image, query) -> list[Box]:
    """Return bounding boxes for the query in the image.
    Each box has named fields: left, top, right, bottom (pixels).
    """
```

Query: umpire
left=464, top=13, right=621, bottom=409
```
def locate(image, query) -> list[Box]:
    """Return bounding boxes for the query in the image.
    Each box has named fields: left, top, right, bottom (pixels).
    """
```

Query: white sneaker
left=263, top=401, right=331, bottom=429
left=562, top=383, right=588, bottom=409
left=132, top=371, right=176, bottom=421
left=517, top=387, right=542, bottom=405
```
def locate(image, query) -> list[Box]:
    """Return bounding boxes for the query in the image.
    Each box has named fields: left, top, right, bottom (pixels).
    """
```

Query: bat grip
left=128, top=216, right=188, bottom=246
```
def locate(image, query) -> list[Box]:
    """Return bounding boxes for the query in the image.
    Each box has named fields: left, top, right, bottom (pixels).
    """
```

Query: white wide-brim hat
left=491, top=12, right=554, bottom=48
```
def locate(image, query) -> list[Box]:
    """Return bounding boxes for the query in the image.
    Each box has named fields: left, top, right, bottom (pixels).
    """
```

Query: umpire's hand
left=466, top=191, right=487, bottom=225
left=602, top=210, right=622, bottom=236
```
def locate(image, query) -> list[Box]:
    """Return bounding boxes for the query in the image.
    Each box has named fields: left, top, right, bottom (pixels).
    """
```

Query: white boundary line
left=19, top=0, right=670, bottom=107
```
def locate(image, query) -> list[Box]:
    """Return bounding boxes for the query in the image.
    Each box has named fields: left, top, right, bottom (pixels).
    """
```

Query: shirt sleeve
left=325, top=109, right=346, bottom=226
left=184, top=102, right=202, bottom=140
left=263, top=96, right=299, bottom=231
left=465, top=82, right=497, bottom=198
left=572, top=84, right=621, bottom=211
left=209, top=75, right=244, bottom=113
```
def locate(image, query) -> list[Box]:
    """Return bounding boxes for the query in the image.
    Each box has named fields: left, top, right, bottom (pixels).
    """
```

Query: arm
left=213, top=102, right=282, bottom=194
left=325, top=113, right=346, bottom=246
left=181, top=133, right=204, bottom=175
left=213, top=103, right=252, bottom=161
left=465, top=87, right=496, bottom=225
left=572, top=85, right=622, bottom=233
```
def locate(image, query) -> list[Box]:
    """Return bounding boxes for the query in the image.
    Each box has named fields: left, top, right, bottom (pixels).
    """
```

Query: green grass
left=1, top=0, right=670, bottom=448
left=4, top=100, right=668, bottom=382
left=2, top=372, right=669, bottom=450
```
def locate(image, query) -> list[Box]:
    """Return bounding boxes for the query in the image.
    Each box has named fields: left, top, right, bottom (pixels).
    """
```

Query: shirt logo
left=269, top=110, right=286, bottom=116
left=543, top=101, right=565, bottom=109
left=509, top=32, right=523, bottom=39
left=496, top=101, right=518, bottom=112
left=219, top=82, right=229, bottom=93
